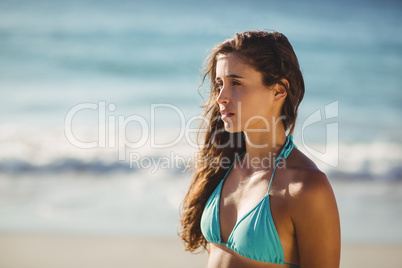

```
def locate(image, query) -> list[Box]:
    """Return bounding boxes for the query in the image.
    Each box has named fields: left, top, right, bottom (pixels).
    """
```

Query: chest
left=219, top=169, right=289, bottom=243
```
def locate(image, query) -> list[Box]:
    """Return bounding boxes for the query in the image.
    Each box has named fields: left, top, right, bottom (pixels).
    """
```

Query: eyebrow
left=216, top=74, right=244, bottom=80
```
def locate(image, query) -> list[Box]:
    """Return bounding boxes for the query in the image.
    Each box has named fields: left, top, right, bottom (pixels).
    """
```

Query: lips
left=220, top=110, right=234, bottom=119
left=221, top=110, right=234, bottom=116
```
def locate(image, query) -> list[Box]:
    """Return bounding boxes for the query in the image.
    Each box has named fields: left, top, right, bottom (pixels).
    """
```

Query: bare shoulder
left=285, top=147, right=335, bottom=201
left=285, top=148, right=341, bottom=267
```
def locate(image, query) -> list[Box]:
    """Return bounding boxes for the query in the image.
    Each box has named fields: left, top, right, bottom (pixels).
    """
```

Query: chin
left=223, top=123, right=239, bottom=133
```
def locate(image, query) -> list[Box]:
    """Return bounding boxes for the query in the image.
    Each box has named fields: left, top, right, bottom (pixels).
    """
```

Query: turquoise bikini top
left=200, top=135, right=299, bottom=268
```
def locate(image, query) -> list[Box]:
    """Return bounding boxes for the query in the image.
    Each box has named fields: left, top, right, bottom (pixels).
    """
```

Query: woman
left=180, top=30, right=340, bottom=268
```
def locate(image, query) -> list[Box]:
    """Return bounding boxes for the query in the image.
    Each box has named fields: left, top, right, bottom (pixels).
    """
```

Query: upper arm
left=291, top=171, right=341, bottom=268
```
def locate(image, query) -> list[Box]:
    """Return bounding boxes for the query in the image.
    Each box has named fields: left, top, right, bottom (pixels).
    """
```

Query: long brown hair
left=179, top=30, right=305, bottom=251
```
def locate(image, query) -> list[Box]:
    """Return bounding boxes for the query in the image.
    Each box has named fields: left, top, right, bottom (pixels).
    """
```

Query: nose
left=216, top=84, right=229, bottom=105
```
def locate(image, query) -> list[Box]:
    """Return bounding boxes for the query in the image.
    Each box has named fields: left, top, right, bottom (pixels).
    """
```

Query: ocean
left=0, top=0, right=401, bottom=243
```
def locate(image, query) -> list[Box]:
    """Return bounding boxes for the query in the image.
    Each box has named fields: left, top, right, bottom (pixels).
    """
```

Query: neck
left=243, top=124, right=287, bottom=172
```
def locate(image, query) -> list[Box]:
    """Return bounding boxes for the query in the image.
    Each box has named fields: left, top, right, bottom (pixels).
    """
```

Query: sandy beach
left=0, top=234, right=401, bottom=268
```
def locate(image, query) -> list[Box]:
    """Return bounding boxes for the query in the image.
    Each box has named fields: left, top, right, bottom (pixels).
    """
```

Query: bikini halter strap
left=275, top=135, right=295, bottom=163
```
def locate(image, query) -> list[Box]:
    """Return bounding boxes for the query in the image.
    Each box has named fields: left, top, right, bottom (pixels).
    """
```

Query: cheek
left=246, top=93, right=272, bottom=113
left=240, top=95, right=275, bottom=126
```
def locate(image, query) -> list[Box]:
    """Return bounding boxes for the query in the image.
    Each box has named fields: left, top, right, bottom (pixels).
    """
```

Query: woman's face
left=215, top=53, right=278, bottom=134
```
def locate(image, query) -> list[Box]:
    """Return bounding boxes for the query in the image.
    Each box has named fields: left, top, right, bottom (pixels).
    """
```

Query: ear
left=274, top=78, right=289, bottom=100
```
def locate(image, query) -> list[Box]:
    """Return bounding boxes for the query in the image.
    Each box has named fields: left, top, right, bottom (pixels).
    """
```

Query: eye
left=232, top=80, right=241, bottom=86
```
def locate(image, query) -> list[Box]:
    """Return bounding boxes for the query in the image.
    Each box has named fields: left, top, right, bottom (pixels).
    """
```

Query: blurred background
left=0, top=0, right=401, bottom=267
